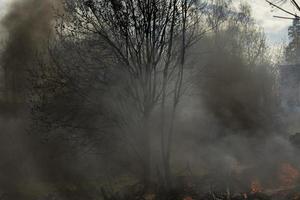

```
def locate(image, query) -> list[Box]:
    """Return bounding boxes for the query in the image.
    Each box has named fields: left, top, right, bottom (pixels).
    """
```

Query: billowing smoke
left=199, top=51, right=280, bottom=137
left=0, top=0, right=299, bottom=198
left=0, top=0, right=61, bottom=198
left=173, top=47, right=297, bottom=192
left=1, top=0, right=55, bottom=104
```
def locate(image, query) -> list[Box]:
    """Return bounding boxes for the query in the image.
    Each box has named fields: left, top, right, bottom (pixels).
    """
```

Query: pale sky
left=238, top=0, right=296, bottom=46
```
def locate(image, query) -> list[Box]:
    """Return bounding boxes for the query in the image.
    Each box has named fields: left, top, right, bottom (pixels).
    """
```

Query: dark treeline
left=0, top=0, right=295, bottom=200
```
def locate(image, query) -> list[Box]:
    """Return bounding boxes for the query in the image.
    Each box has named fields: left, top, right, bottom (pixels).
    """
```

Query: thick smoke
left=1, top=0, right=55, bottom=103
left=173, top=47, right=298, bottom=191
left=0, top=0, right=65, bottom=199
left=0, top=0, right=299, bottom=198
left=0, top=1, right=106, bottom=199
left=199, top=52, right=280, bottom=137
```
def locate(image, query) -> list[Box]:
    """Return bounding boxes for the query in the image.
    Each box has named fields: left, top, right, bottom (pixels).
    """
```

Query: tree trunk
left=141, top=111, right=151, bottom=191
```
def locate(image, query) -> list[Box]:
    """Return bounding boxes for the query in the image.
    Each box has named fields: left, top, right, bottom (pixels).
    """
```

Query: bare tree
left=53, top=0, right=205, bottom=188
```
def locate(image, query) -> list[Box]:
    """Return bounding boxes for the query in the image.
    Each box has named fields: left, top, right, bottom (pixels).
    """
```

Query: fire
left=279, top=163, right=300, bottom=187
left=250, top=179, right=262, bottom=193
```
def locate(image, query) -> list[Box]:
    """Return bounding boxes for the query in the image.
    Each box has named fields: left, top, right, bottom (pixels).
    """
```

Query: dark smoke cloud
left=1, top=0, right=55, bottom=101
left=171, top=47, right=296, bottom=191
left=0, top=0, right=60, bottom=198
left=199, top=51, right=280, bottom=137
left=0, top=0, right=298, bottom=198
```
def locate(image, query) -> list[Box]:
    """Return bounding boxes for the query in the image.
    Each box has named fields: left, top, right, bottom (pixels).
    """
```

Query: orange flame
left=250, top=179, right=262, bottom=193
left=279, top=163, right=300, bottom=187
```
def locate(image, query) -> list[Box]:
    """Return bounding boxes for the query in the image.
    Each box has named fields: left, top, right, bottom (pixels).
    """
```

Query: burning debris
left=250, top=179, right=263, bottom=194
left=279, top=163, right=300, bottom=188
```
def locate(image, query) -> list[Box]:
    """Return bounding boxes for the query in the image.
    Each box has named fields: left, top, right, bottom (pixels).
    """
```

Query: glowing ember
left=250, top=179, right=262, bottom=193
left=279, top=163, right=300, bottom=187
